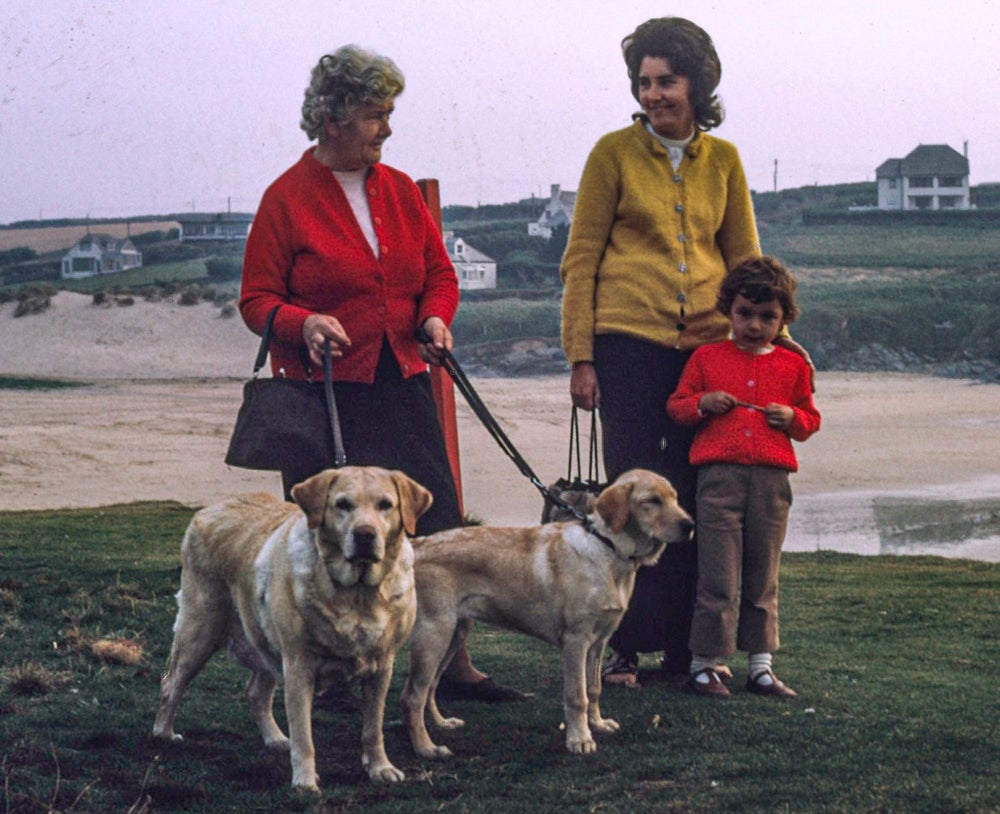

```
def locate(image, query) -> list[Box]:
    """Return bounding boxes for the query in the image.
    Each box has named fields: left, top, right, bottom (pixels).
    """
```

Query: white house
left=61, top=233, right=142, bottom=279
left=876, top=144, right=970, bottom=211
left=176, top=212, right=254, bottom=241
left=528, top=184, right=576, bottom=238
left=444, top=232, right=496, bottom=290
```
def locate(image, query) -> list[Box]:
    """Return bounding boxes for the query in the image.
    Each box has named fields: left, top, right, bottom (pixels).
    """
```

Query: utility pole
left=773, top=159, right=778, bottom=193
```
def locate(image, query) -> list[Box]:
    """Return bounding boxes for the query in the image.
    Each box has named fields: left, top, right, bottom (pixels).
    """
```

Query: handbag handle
left=253, top=305, right=346, bottom=467
left=567, top=406, right=602, bottom=485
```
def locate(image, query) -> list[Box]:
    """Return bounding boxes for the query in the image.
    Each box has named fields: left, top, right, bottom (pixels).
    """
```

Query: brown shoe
left=685, top=668, right=730, bottom=698
left=746, top=669, right=797, bottom=699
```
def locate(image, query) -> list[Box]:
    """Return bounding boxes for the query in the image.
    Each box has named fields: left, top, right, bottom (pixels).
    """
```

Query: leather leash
left=416, top=328, right=615, bottom=550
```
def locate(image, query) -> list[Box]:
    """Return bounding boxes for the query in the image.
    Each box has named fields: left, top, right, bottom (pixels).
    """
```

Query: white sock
left=748, top=653, right=773, bottom=684
left=690, top=655, right=717, bottom=679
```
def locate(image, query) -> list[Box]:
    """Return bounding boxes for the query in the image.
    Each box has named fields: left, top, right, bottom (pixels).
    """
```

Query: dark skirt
left=281, top=339, right=462, bottom=536
left=594, top=334, right=698, bottom=662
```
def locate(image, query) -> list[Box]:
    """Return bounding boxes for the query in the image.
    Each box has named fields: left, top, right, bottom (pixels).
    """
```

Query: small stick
left=735, top=400, right=766, bottom=412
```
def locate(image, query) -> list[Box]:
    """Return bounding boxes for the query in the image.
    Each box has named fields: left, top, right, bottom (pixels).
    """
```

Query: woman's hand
left=570, top=362, right=600, bottom=411
left=418, top=316, right=453, bottom=365
left=302, top=314, right=351, bottom=368
left=775, top=335, right=817, bottom=392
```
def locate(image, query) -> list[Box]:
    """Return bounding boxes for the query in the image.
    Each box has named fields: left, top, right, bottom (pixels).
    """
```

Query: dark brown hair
left=717, top=256, right=800, bottom=324
left=621, top=17, right=723, bottom=130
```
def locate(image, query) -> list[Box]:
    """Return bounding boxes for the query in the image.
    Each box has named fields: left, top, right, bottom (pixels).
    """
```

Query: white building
left=528, top=184, right=576, bottom=238
left=61, top=233, right=142, bottom=279
left=876, top=144, right=971, bottom=211
left=176, top=212, right=254, bottom=241
left=444, top=232, right=496, bottom=290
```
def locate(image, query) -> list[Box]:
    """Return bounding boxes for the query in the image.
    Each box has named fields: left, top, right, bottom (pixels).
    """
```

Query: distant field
left=760, top=222, right=1000, bottom=268
left=0, top=221, right=180, bottom=254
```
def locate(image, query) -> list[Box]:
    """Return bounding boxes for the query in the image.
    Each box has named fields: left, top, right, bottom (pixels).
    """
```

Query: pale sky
left=2, top=0, right=997, bottom=224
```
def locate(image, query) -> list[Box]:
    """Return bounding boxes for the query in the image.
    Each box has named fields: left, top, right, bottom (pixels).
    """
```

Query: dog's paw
left=264, top=734, right=291, bottom=752
left=436, top=716, right=465, bottom=731
left=416, top=744, right=454, bottom=760
left=366, top=762, right=406, bottom=783
left=152, top=729, right=183, bottom=743
left=590, top=717, right=621, bottom=735
left=566, top=735, right=598, bottom=755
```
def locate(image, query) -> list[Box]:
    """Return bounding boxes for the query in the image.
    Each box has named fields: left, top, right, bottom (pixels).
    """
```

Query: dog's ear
left=595, top=481, right=632, bottom=533
left=391, top=470, right=433, bottom=536
left=290, top=469, right=339, bottom=529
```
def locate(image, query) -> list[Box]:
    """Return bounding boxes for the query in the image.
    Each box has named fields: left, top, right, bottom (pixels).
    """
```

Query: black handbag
left=541, top=406, right=607, bottom=522
left=224, top=306, right=346, bottom=471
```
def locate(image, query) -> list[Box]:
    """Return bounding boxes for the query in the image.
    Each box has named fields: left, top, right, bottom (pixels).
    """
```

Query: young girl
left=667, top=256, right=820, bottom=698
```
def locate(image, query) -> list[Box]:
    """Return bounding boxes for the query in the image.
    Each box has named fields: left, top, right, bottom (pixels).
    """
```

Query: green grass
left=59, top=260, right=212, bottom=294
left=1, top=503, right=997, bottom=812
left=760, top=222, right=1000, bottom=269
left=0, top=375, right=88, bottom=390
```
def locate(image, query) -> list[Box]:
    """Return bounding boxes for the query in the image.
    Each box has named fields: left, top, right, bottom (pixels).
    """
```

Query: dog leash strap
left=415, top=328, right=593, bottom=529
left=323, top=339, right=347, bottom=467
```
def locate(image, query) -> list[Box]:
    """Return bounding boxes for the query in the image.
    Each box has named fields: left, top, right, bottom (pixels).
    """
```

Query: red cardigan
left=667, top=340, right=820, bottom=471
left=239, top=150, right=459, bottom=383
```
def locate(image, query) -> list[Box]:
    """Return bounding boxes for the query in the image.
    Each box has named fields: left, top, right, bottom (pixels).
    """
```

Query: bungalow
left=61, top=233, right=142, bottom=279
left=444, top=232, right=496, bottom=290
left=876, top=144, right=970, bottom=211
left=528, top=184, right=576, bottom=239
left=176, top=212, right=254, bottom=241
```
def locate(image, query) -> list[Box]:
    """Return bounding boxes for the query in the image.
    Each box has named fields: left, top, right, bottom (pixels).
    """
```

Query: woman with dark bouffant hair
left=561, top=18, right=813, bottom=688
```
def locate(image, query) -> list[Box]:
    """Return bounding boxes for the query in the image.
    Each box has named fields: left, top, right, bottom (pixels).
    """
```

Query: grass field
left=1, top=502, right=997, bottom=813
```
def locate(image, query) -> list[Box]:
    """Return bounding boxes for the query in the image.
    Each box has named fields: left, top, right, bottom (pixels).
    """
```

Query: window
left=908, top=176, right=933, bottom=188
left=938, top=176, right=963, bottom=188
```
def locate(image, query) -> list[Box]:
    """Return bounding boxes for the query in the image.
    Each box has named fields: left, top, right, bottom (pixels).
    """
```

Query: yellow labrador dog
left=152, top=467, right=431, bottom=791
left=402, top=468, right=693, bottom=758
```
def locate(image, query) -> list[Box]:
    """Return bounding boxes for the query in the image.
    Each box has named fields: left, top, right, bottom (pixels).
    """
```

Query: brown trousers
left=688, top=464, right=792, bottom=658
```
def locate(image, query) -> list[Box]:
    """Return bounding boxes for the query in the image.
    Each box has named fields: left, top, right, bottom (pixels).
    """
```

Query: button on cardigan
left=561, top=121, right=760, bottom=364
left=240, top=150, right=459, bottom=383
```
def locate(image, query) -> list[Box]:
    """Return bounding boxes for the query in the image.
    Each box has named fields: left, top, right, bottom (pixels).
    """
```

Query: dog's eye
left=334, top=497, right=355, bottom=512
left=377, top=498, right=394, bottom=512
left=639, top=497, right=663, bottom=507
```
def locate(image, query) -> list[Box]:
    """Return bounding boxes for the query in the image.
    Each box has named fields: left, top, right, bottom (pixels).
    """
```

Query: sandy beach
left=2, top=292, right=998, bottom=561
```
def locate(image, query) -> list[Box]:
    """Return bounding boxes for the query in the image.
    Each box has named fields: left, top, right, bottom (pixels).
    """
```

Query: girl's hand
left=764, top=403, right=794, bottom=430
left=302, top=314, right=351, bottom=368
left=698, top=391, right=737, bottom=415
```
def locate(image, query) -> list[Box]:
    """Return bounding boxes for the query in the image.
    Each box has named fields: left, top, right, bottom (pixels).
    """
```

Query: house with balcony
left=876, top=144, right=970, bottom=211
left=444, top=232, right=496, bottom=290
left=176, top=212, right=254, bottom=241
left=61, top=233, right=142, bottom=279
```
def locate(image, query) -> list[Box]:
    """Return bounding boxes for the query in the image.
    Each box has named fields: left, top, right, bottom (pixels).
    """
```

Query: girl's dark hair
left=717, top=256, right=801, bottom=323
left=621, top=17, right=724, bottom=130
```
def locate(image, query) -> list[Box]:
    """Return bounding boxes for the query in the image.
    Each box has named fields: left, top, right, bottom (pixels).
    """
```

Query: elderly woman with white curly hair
left=240, top=45, right=527, bottom=703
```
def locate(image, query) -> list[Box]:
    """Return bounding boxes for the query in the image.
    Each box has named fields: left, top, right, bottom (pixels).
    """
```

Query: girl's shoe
left=685, top=667, right=730, bottom=698
left=746, top=669, right=797, bottom=698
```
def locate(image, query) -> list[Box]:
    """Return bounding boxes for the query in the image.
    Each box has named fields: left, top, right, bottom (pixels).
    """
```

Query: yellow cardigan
left=560, top=120, right=761, bottom=363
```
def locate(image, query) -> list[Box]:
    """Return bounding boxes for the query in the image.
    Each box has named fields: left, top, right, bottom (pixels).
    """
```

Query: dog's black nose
left=680, top=518, right=695, bottom=538
left=348, top=526, right=381, bottom=563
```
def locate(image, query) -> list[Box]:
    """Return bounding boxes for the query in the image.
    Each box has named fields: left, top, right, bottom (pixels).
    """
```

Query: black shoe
left=435, top=676, right=533, bottom=703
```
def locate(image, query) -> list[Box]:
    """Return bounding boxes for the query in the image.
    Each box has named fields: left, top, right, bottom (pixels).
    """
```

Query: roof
left=876, top=144, right=968, bottom=178
left=175, top=212, right=254, bottom=224
left=444, top=234, right=494, bottom=264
